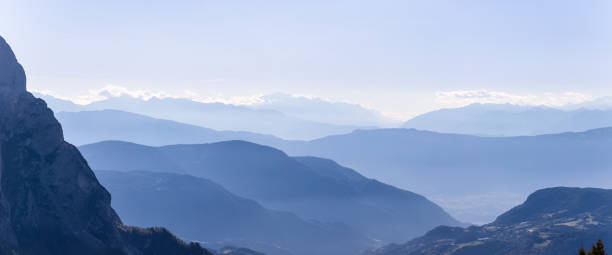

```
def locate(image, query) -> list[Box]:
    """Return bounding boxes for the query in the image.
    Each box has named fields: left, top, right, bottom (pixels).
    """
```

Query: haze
left=2, top=0, right=611, bottom=120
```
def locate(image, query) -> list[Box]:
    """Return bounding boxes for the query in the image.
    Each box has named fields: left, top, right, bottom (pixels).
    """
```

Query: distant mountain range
left=96, top=170, right=370, bottom=255
left=276, top=128, right=612, bottom=223
left=80, top=140, right=460, bottom=245
left=364, top=187, right=612, bottom=255
left=210, top=247, right=265, bottom=255
left=277, top=127, right=612, bottom=193
left=402, top=103, right=612, bottom=136
left=46, top=91, right=612, bottom=140
left=5, top=30, right=612, bottom=255
left=45, top=90, right=612, bottom=140
left=56, top=110, right=281, bottom=146
left=251, top=93, right=397, bottom=127
left=36, top=93, right=383, bottom=140
left=54, top=109, right=612, bottom=224
left=563, top=96, right=612, bottom=110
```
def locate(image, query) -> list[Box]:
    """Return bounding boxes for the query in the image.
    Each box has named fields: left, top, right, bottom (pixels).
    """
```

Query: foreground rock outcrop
left=0, top=36, right=210, bottom=255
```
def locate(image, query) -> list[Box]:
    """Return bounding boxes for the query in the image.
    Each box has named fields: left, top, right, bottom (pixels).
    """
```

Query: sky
left=1, top=0, right=611, bottom=120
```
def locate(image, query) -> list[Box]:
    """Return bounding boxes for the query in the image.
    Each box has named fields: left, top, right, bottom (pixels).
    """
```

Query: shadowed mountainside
left=0, top=36, right=210, bottom=254
left=364, top=187, right=612, bottom=255
left=50, top=107, right=612, bottom=224
left=96, top=170, right=371, bottom=255
left=80, top=140, right=459, bottom=244
left=275, top=127, right=612, bottom=223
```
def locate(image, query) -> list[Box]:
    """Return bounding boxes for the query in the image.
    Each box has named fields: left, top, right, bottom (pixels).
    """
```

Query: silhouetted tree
left=580, top=247, right=588, bottom=255
left=579, top=240, right=606, bottom=255
left=591, top=240, right=606, bottom=255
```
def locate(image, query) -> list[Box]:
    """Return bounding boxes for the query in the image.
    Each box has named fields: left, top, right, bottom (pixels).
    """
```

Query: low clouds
left=32, top=86, right=601, bottom=122
left=436, top=90, right=594, bottom=107
left=32, top=85, right=266, bottom=106
left=34, top=85, right=375, bottom=108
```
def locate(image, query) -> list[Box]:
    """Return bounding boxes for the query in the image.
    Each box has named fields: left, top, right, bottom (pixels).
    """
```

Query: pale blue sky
left=1, top=0, right=611, bottom=119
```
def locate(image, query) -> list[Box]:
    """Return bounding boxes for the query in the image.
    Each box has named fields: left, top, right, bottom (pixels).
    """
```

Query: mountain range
left=7, top=24, right=612, bottom=255
left=402, top=103, right=612, bottom=136
left=40, top=90, right=612, bottom=139
left=35, top=93, right=377, bottom=140
left=275, top=128, right=612, bottom=223
left=55, top=110, right=281, bottom=146
left=51, top=108, right=612, bottom=224
left=79, top=140, right=460, bottom=245
left=364, top=187, right=612, bottom=255
left=250, top=93, right=396, bottom=127
left=96, top=170, right=369, bottom=255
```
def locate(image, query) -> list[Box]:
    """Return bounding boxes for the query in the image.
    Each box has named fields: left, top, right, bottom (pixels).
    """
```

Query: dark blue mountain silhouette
left=80, top=140, right=459, bottom=244
left=97, top=170, right=370, bottom=255
left=365, top=187, right=612, bottom=255
left=276, top=127, right=612, bottom=222
left=53, top=108, right=612, bottom=223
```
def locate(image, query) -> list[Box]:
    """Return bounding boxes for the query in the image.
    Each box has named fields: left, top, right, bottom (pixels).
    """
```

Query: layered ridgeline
left=55, top=110, right=282, bottom=146
left=401, top=103, right=612, bottom=137
left=35, top=93, right=372, bottom=141
left=364, top=187, right=612, bottom=255
left=277, top=128, right=612, bottom=223
left=79, top=141, right=459, bottom=246
left=96, top=170, right=370, bottom=255
left=0, top=36, right=210, bottom=254
left=48, top=108, right=612, bottom=223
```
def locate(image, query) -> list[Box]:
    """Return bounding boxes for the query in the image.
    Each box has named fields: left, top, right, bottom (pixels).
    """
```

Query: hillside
left=97, top=170, right=370, bottom=255
left=80, top=140, right=459, bottom=243
left=364, top=187, right=612, bottom=255
left=276, top=128, right=612, bottom=223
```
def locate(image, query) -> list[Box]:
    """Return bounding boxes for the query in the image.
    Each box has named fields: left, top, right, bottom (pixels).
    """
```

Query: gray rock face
left=0, top=35, right=210, bottom=255
left=0, top=37, right=25, bottom=93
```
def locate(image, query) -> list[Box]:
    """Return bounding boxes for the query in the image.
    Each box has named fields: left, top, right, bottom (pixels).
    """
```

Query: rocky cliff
left=0, top=36, right=210, bottom=255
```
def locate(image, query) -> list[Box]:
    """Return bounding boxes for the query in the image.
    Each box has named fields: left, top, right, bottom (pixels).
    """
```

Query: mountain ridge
left=364, top=187, right=612, bottom=255
left=97, top=170, right=370, bottom=255
left=79, top=140, right=460, bottom=244
left=275, top=127, right=612, bottom=223
left=51, top=107, right=612, bottom=224
left=56, top=109, right=282, bottom=146
left=402, top=103, right=612, bottom=136
left=35, top=93, right=372, bottom=140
